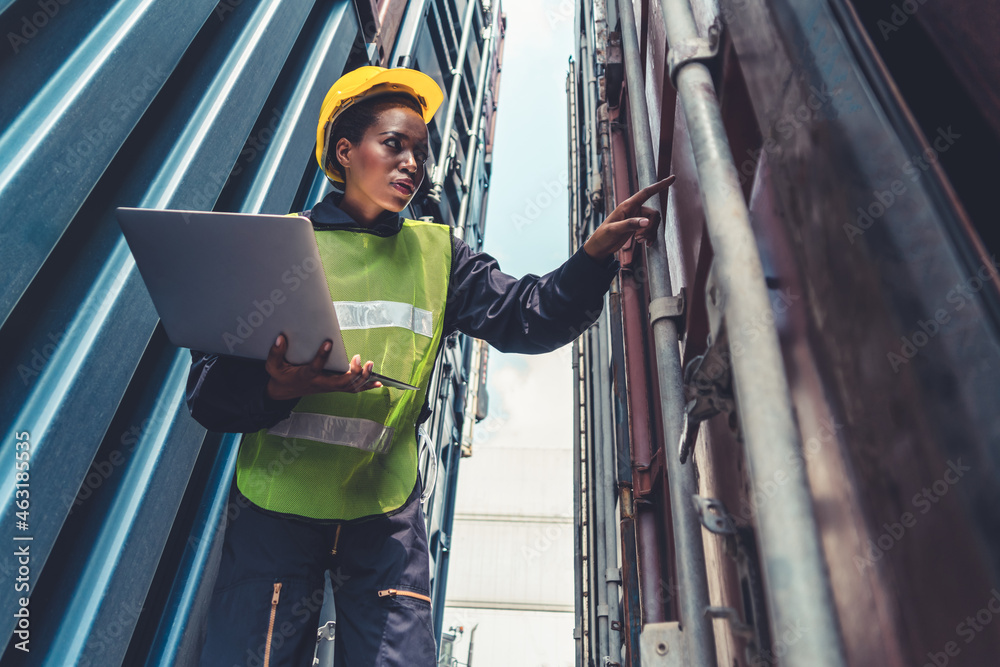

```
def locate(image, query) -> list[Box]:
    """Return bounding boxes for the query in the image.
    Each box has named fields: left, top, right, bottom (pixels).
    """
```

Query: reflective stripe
left=334, top=300, right=434, bottom=338
left=267, top=412, right=395, bottom=454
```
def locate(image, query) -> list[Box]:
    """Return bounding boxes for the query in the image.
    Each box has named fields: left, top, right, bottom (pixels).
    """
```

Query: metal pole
left=567, top=58, right=586, bottom=667
left=580, top=0, right=601, bottom=205
left=430, top=339, right=476, bottom=644
left=428, top=0, right=478, bottom=204
left=614, top=0, right=717, bottom=663
left=466, top=623, right=478, bottom=667
left=571, top=338, right=586, bottom=666
left=586, top=326, right=611, bottom=660
left=653, top=1, right=847, bottom=663
left=596, top=306, right=623, bottom=665
left=454, top=22, right=495, bottom=241
left=581, top=1, right=618, bottom=659
left=604, top=107, right=669, bottom=626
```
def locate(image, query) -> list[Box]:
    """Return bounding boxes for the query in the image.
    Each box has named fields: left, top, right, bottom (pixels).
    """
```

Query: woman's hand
left=265, top=334, right=383, bottom=401
left=582, top=175, right=676, bottom=262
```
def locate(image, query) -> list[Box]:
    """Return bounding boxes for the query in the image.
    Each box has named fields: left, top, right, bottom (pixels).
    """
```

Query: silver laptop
left=116, top=207, right=418, bottom=391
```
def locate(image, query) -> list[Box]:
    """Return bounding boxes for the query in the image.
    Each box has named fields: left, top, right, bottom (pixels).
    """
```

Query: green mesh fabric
left=236, top=219, right=452, bottom=520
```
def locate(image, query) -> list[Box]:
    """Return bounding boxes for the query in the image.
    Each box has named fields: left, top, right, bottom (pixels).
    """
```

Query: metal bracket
left=634, top=446, right=665, bottom=499
left=678, top=324, right=736, bottom=463
left=597, top=604, right=610, bottom=618
left=693, top=495, right=736, bottom=535
left=606, top=567, right=622, bottom=583
left=692, top=496, right=772, bottom=666
left=649, top=289, right=686, bottom=327
left=639, top=621, right=685, bottom=666
left=316, top=620, right=336, bottom=642
left=666, top=20, right=722, bottom=88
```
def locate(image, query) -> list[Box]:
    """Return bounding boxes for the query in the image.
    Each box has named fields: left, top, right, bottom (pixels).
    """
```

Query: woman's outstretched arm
left=443, top=238, right=619, bottom=354
left=445, top=176, right=674, bottom=353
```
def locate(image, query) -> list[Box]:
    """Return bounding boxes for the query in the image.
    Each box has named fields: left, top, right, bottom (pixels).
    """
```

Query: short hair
left=327, top=93, right=425, bottom=181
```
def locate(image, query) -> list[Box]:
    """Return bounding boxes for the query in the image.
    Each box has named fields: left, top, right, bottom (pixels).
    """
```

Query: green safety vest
left=235, top=218, right=452, bottom=521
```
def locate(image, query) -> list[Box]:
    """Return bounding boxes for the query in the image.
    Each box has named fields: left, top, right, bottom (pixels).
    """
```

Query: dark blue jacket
left=185, top=192, right=619, bottom=433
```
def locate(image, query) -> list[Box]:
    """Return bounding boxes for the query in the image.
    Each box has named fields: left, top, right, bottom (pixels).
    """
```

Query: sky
left=440, top=0, right=583, bottom=664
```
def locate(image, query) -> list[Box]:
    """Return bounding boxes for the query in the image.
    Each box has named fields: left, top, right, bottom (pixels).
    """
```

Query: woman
left=187, top=65, right=672, bottom=666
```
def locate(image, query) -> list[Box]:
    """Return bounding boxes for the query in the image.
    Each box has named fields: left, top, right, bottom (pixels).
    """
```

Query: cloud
left=477, top=349, right=573, bottom=450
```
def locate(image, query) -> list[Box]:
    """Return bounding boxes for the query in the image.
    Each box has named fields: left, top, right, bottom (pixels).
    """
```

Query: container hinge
left=678, top=321, right=736, bottom=464
left=597, top=604, right=610, bottom=618
left=605, top=567, right=622, bottom=583
left=692, top=495, right=736, bottom=535
left=667, top=19, right=722, bottom=88
left=693, top=497, right=772, bottom=667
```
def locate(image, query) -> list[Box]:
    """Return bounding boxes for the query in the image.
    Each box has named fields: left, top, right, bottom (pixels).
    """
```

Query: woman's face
left=335, top=105, right=430, bottom=215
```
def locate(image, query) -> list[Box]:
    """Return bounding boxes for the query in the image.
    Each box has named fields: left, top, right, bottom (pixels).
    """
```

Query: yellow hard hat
left=316, top=66, right=444, bottom=184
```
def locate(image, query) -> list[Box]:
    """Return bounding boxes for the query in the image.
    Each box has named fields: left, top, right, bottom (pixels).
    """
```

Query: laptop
left=116, top=207, right=419, bottom=391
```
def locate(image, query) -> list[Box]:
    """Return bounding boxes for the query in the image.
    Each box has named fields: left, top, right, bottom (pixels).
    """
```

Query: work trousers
left=198, top=477, right=437, bottom=667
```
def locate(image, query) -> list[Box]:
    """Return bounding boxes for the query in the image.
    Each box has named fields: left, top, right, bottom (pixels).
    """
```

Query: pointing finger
left=626, top=175, right=676, bottom=206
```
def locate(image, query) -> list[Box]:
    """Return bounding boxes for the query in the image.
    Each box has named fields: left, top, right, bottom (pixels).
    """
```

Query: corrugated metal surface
left=0, top=0, right=505, bottom=662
